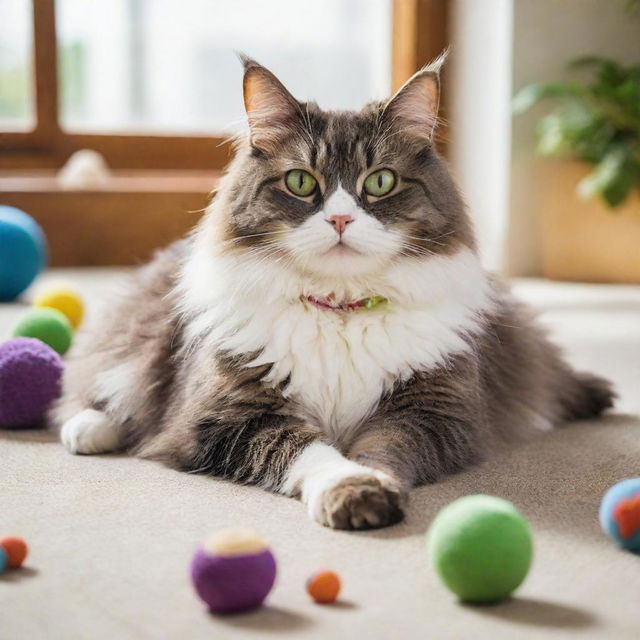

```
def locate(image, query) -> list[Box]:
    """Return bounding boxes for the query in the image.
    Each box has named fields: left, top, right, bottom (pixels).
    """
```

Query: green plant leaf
left=536, top=114, right=565, bottom=155
left=514, top=55, right=640, bottom=207
left=512, top=83, right=586, bottom=114
left=535, top=107, right=600, bottom=157
left=626, top=0, right=640, bottom=14
left=569, top=56, right=621, bottom=72
left=578, top=147, right=638, bottom=207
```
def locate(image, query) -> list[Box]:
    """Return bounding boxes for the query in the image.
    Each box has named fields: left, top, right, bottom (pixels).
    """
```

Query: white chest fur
left=179, top=246, right=493, bottom=444
left=253, top=301, right=480, bottom=442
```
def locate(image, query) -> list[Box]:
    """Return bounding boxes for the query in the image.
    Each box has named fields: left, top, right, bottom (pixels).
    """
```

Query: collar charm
left=305, top=294, right=388, bottom=312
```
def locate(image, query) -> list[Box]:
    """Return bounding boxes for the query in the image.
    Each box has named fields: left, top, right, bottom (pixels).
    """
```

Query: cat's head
left=211, top=55, right=473, bottom=280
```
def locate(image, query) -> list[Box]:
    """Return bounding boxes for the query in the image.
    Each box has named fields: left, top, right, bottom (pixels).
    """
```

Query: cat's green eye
left=285, top=169, right=318, bottom=197
left=364, top=169, right=396, bottom=197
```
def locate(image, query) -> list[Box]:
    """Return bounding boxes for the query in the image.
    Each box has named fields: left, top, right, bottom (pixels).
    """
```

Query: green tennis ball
left=427, top=495, right=533, bottom=603
left=13, top=307, right=73, bottom=355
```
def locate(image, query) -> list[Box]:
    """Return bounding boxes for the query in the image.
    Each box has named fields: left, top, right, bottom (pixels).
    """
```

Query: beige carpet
left=1, top=271, right=640, bottom=640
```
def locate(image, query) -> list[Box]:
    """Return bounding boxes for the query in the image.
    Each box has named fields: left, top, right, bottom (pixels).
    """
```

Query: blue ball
left=0, top=205, right=47, bottom=301
left=599, top=478, right=640, bottom=551
left=0, top=546, right=7, bottom=573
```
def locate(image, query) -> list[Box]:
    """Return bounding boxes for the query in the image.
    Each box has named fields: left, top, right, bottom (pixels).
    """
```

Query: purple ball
left=0, top=337, right=64, bottom=429
left=191, top=544, right=277, bottom=614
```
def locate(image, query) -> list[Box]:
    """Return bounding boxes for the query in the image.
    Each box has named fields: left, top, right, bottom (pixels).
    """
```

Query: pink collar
left=305, top=294, right=388, bottom=312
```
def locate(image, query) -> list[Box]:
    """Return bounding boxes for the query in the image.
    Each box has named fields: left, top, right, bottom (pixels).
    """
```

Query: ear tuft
left=241, top=58, right=301, bottom=153
left=422, top=48, right=448, bottom=75
left=238, top=53, right=259, bottom=71
left=383, top=50, right=447, bottom=140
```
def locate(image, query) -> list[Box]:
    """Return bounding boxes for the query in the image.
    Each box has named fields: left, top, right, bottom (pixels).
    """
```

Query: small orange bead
left=0, top=537, right=28, bottom=568
left=306, top=570, right=341, bottom=604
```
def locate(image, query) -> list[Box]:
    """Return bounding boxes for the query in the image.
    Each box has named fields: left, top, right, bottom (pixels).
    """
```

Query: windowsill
left=0, top=169, right=220, bottom=193
left=0, top=169, right=219, bottom=266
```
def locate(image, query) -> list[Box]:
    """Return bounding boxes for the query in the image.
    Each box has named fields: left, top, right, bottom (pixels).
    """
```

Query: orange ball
left=306, top=570, right=341, bottom=604
left=0, top=537, right=28, bottom=568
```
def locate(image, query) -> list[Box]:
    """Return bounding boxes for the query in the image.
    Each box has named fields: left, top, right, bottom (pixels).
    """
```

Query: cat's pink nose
left=327, top=215, right=354, bottom=236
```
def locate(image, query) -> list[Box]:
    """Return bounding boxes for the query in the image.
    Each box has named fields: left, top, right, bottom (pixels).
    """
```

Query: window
left=0, top=0, right=34, bottom=130
left=57, top=0, right=393, bottom=134
left=0, top=0, right=447, bottom=264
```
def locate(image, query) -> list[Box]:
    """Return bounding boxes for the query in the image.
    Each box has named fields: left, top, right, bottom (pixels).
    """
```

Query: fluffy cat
left=54, top=56, right=613, bottom=530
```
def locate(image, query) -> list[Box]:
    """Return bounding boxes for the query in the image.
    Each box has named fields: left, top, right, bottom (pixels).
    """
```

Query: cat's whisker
left=390, top=230, right=457, bottom=248
left=222, top=230, right=292, bottom=244
left=186, top=205, right=211, bottom=215
left=409, top=229, right=458, bottom=243
left=238, top=239, right=284, bottom=253
left=396, top=242, right=438, bottom=258
left=248, top=242, right=294, bottom=266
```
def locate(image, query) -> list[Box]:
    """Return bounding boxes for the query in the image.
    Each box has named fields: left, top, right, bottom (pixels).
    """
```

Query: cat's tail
left=560, top=371, right=616, bottom=421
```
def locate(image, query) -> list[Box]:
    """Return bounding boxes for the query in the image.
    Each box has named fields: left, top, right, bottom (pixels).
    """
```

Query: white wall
left=449, top=0, right=640, bottom=276
left=448, top=0, right=513, bottom=272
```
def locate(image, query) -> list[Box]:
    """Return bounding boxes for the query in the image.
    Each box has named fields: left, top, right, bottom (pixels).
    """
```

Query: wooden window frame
left=1, top=0, right=447, bottom=170
left=0, top=0, right=232, bottom=169
left=0, top=0, right=447, bottom=265
left=392, top=0, right=448, bottom=93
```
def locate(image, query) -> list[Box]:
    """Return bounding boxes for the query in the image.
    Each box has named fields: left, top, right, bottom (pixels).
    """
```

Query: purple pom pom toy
left=191, top=528, right=276, bottom=614
left=0, top=337, right=64, bottom=429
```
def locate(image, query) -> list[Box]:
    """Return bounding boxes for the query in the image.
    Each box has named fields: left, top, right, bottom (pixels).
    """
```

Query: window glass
left=56, top=0, right=392, bottom=134
left=0, top=0, right=34, bottom=131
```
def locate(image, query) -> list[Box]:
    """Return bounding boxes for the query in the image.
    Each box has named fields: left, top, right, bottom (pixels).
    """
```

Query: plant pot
left=540, top=161, right=640, bottom=283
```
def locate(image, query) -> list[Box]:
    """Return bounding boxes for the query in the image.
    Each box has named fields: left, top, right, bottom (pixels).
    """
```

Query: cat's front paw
left=60, top=409, right=120, bottom=454
left=318, top=475, right=406, bottom=530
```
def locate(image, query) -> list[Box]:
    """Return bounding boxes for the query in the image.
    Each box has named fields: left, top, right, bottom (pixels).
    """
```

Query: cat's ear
left=382, top=51, right=447, bottom=140
left=241, top=56, right=301, bottom=152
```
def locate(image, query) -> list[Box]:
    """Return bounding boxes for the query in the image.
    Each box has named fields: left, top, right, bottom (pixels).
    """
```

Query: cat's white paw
left=305, top=468, right=404, bottom=529
left=282, top=442, right=405, bottom=529
left=60, top=409, right=120, bottom=454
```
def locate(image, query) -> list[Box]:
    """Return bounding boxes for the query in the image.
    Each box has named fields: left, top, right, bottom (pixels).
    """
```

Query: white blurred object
left=58, top=149, right=111, bottom=189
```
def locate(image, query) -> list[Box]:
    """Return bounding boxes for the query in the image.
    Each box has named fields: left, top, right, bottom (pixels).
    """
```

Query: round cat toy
left=13, top=307, right=74, bottom=355
left=0, top=537, right=29, bottom=568
left=599, top=478, right=640, bottom=551
left=306, top=570, right=341, bottom=604
left=0, top=205, right=47, bottom=301
left=33, top=283, right=85, bottom=329
left=0, top=338, right=64, bottom=429
left=190, top=527, right=277, bottom=614
left=0, top=546, right=7, bottom=574
left=427, top=495, right=533, bottom=603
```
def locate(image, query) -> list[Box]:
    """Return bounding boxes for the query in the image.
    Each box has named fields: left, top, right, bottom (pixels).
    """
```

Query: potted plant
left=513, top=56, right=640, bottom=283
